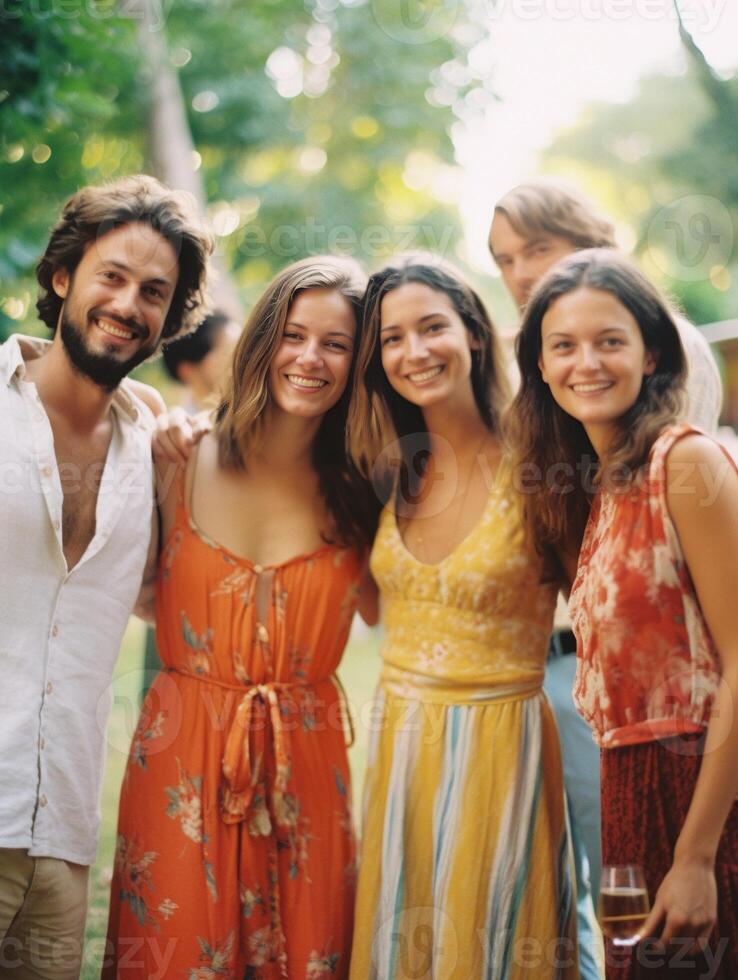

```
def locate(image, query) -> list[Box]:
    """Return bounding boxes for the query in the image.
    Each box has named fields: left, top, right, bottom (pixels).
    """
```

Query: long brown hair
left=349, top=254, right=510, bottom=501
left=507, top=248, right=686, bottom=557
left=36, top=174, right=212, bottom=339
left=216, top=255, right=378, bottom=551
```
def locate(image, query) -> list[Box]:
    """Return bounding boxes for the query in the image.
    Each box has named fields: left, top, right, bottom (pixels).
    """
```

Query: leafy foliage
left=1, top=0, right=482, bottom=340
left=542, top=64, right=738, bottom=325
left=164, top=0, right=478, bottom=291
left=0, top=2, right=143, bottom=337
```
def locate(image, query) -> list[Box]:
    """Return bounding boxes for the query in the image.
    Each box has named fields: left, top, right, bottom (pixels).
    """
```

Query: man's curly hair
left=36, top=174, right=213, bottom=341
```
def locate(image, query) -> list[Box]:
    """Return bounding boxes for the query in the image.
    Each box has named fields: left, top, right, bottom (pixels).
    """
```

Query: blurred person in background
left=161, top=309, right=241, bottom=412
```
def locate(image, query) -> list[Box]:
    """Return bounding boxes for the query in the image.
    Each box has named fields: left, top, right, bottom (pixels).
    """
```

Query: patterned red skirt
left=601, top=736, right=738, bottom=980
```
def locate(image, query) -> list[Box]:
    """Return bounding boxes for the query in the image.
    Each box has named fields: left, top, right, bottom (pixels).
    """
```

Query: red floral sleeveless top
left=569, top=423, right=735, bottom=748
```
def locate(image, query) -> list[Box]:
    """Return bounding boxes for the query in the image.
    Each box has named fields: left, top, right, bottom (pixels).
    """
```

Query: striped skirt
left=601, top=736, right=738, bottom=979
left=349, top=685, right=578, bottom=979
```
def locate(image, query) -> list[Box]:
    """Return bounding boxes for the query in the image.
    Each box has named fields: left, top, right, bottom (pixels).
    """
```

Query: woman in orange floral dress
left=104, top=257, right=379, bottom=979
left=510, top=249, right=738, bottom=978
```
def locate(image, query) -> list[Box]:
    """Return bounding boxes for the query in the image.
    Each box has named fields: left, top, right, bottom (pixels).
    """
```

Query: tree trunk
left=128, top=0, right=243, bottom=321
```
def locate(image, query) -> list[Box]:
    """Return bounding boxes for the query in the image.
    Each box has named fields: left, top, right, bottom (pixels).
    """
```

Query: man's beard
left=60, top=311, right=157, bottom=392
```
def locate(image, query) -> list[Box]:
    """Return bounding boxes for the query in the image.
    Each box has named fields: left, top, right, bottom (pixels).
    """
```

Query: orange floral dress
left=104, top=476, right=362, bottom=980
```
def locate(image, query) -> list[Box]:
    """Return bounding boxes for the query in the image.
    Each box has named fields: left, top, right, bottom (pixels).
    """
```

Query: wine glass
left=598, top=865, right=650, bottom=947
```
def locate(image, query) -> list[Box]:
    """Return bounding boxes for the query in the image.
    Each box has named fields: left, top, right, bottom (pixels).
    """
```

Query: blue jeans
left=545, top=651, right=603, bottom=979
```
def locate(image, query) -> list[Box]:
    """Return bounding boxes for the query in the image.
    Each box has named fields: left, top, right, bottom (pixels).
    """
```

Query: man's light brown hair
left=491, top=178, right=617, bottom=256
left=36, top=174, right=213, bottom=341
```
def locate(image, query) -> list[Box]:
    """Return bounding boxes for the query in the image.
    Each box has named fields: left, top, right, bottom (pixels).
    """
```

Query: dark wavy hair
left=507, top=248, right=686, bottom=559
left=36, top=174, right=213, bottom=340
left=216, top=255, right=379, bottom=552
left=161, top=310, right=233, bottom=382
left=348, top=253, right=510, bottom=500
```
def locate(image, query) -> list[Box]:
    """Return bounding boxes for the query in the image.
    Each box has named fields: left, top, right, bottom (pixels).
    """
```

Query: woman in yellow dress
left=348, top=255, right=578, bottom=979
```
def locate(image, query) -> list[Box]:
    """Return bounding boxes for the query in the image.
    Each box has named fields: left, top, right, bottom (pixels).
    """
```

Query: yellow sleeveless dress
left=350, top=472, right=578, bottom=979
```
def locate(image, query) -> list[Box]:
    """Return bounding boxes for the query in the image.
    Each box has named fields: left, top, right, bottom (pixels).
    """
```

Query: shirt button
left=42, top=466, right=52, bottom=478
left=256, top=624, right=269, bottom=643
left=39, top=737, right=46, bottom=750
left=51, top=625, right=59, bottom=638
left=53, top=519, right=60, bottom=531
left=46, top=681, right=53, bottom=694
left=253, top=564, right=264, bottom=575
left=39, top=795, right=48, bottom=807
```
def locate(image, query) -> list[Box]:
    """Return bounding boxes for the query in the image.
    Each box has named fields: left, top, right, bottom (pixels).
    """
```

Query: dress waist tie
left=161, top=667, right=352, bottom=825
left=221, top=680, right=296, bottom=827
left=163, top=667, right=352, bottom=979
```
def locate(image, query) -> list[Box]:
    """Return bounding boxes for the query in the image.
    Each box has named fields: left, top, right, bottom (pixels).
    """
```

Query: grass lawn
left=81, top=617, right=382, bottom=978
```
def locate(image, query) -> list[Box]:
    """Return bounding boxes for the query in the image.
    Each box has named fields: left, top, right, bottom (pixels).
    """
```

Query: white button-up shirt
left=0, top=334, right=155, bottom=865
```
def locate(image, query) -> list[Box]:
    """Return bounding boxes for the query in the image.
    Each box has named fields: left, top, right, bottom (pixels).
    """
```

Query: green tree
left=160, top=0, right=482, bottom=293
left=1, top=0, right=486, bottom=339
left=541, top=18, right=738, bottom=325
left=0, top=3, right=144, bottom=338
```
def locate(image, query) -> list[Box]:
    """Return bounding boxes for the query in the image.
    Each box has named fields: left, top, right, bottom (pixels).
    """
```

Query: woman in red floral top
left=508, top=249, right=738, bottom=978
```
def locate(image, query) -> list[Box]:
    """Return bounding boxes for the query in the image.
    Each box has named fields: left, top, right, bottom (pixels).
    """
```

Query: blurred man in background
left=161, top=309, right=240, bottom=411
